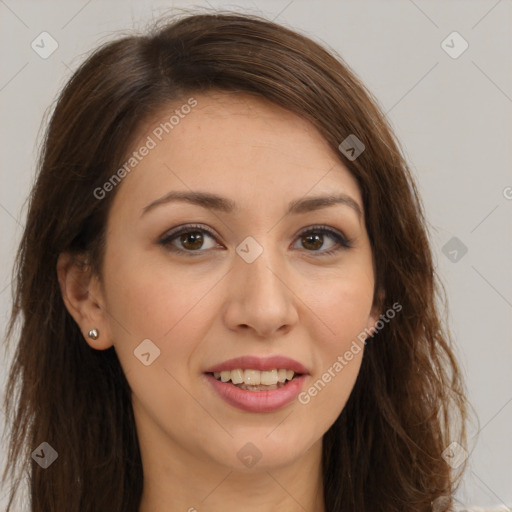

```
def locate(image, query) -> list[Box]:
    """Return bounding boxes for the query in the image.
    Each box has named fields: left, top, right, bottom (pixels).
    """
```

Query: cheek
left=296, top=278, right=369, bottom=430
left=103, top=248, right=220, bottom=342
left=298, top=349, right=362, bottom=441
left=102, top=250, right=224, bottom=415
left=297, top=269, right=372, bottom=414
left=101, top=254, right=215, bottom=440
left=306, top=266, right=375, bottom=347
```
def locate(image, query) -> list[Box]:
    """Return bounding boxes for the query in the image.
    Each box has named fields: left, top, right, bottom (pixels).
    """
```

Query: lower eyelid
left=160, top=229, right=218, bottom=253
left=160, top=226, right=352, bottom=254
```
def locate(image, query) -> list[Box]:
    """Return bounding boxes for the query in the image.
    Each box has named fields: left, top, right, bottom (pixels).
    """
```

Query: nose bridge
left=243, top=243, right=284, bottom=295
left=238, top=234, right=286, bottom=299
left=227, top=233, right=297, bottom=336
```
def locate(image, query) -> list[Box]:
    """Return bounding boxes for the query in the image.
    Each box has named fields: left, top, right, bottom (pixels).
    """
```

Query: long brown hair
left=2, top=10, right=469, bottom=511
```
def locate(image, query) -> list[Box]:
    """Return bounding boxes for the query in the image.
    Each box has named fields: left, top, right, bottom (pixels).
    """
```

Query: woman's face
left=92, top=91, right=379, bottom=472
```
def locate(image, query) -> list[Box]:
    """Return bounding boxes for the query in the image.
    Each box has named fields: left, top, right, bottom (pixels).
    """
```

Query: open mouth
left=206, top=368, right=301, bottom=391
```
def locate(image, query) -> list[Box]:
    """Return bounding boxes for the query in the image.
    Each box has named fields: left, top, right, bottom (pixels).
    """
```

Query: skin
left=58, top=91, right=381, bottom=512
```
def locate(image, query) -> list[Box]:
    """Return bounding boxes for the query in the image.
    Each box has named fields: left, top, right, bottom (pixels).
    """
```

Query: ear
left=57, top=252, right=113, bottom=350
left=365, top=286, right=385, bottom=333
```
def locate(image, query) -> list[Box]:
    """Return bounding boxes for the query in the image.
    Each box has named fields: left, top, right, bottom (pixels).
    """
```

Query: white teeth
left=244, top=369, right=261, bottom=385
left=260, top=369, right=278, bottom=386
left=277, top=369, right=287, bottom=383
left=230, top=368, right=244, bottom=384
left=211, top=368, right=297, bottom=386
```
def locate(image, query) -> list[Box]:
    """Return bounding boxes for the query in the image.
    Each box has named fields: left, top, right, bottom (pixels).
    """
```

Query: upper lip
left=204, top=355, right=309, bottom=375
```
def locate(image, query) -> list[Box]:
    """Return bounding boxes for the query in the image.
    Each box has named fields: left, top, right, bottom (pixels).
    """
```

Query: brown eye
left=159, top=224, right=352, bottom=257
left=301, top=233, right=325, bottom=251
left=293, top=226, right=352, bottom=255
left=178, top=231, right=205, bottom=251
left=159, top=224, right=220, bottom=256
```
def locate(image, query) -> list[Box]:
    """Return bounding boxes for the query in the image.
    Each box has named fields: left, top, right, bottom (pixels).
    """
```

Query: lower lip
left=204, top=373, right=307, bottom=412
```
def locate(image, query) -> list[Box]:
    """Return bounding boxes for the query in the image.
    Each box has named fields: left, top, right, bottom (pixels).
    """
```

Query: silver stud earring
left=87, top=328, right=99, bottom=340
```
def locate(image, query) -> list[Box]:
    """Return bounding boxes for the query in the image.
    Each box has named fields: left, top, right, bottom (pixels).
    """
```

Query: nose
left=222, top=241, right=299, bottom=339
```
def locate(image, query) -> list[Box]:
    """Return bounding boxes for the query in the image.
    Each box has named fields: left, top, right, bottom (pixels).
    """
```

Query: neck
left=137, top=422, right=325, bottom=512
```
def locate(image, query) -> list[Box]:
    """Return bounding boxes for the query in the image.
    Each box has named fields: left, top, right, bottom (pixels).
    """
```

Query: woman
left=1, top=11, right=469, bottom=512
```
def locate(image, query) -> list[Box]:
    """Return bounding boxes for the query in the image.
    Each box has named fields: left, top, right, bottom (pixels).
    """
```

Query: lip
left=204, top=373, right=308, bottom=412
left=203, top=355, right=309, bottom=413
left=203, top=355, right=310, bottom=374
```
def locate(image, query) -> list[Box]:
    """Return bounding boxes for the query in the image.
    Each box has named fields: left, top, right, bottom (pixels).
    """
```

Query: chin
left=208, top=426, right=320, bottom=472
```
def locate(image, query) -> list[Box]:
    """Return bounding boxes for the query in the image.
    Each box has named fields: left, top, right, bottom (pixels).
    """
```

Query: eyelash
left=158, top=223, right=353, bottom=257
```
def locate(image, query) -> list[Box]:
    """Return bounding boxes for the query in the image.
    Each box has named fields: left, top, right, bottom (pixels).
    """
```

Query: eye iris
left=168, top=229, right=338, bottom=253
left=180, top=231, right=204, bottom=250
left=303, top=233, right=323, bottom=250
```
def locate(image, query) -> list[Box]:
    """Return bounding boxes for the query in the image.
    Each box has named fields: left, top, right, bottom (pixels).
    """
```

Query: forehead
left=108, top=91, right=362, bottom=219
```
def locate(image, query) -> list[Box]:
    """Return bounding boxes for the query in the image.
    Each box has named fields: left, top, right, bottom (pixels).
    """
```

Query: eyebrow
left=141, top=190, right=362, bottom=218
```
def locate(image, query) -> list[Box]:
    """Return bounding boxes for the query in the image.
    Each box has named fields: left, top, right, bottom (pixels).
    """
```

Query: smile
left=210, top=368, right=298, bottom=390
left=203, top=355, right=309, bottom=412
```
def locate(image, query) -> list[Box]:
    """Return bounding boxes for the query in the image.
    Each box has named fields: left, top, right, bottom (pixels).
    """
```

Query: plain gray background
left=1, top=1, right=511, bottom=510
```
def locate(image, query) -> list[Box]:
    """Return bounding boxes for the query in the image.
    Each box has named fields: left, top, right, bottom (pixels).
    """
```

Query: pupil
left=180, top=232, right=323, bottom=251
left=182, top=232, right=203, bottom=250
left=304, top=234, right=322, bottom=250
